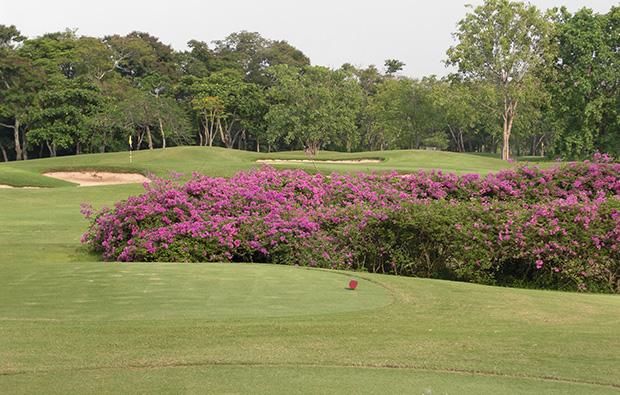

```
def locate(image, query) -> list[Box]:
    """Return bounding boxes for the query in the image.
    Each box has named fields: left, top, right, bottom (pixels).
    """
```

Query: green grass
left=0, top=146, right=548, bottom=188
left=1, top=149, right=618, bottom=394
left=0, top=262, right=392, bottom=321
left=258, top=148, right=535, bottom=175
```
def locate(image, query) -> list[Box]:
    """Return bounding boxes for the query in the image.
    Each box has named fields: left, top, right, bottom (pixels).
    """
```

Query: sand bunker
left=42, top=171, right=150, bottom=186
left=258, top=159, right=381, bottom=164
left=0, top=185, right=30, bottom=189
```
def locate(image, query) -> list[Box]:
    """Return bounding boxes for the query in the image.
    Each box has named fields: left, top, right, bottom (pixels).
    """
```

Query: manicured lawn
left=0, top=146, right=532, bottom=187
left=0, top=149, right=618, bottom=393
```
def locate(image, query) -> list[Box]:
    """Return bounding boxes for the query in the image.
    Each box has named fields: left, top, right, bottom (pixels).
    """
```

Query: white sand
left=42, top=171, right=150, bottom=186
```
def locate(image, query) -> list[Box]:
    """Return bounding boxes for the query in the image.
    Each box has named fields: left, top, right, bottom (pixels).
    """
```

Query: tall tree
left=265, top=65, right=362, bottom=154
left=212, top=31, right=310, bottom=86
left=112, top=90, right=189, bottom=150
left=0, top=25, right=44, bottom=160
left=0, top=25, right=25, bottom=49
left=176, top=71, right=265, bottom=149
left=73, top=36, right=116, bottom=84
left=103, top=34, right=156, bottom=82
left=384, top=59, right=405, bottom=75
left=27, top=78, right=104, bottom=156
left=212, top=31, right=268, bottom=76
left=248, top=40, right=310, bottom=86
left=176, top=40, right=217, bottom=78
left=446, top=0, right=551, bottom=160
left=547, top=6, right=620, bottom=158
left=18, top=29, right=77, bottom=80
left=363, top=77, right=442, bottom=151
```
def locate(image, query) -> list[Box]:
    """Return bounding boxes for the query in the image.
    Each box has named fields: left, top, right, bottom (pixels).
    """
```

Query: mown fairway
left=0, top=146, right=530, bottom=187
left=1, top=148, right=618, bottom=394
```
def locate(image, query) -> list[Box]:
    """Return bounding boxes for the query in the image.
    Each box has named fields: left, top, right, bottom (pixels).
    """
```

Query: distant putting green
left=0, top=262, right=391, bottom=321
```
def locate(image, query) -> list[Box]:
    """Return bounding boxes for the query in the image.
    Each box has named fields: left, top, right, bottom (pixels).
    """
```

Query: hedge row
left=82, top=154, right=620, bottom=292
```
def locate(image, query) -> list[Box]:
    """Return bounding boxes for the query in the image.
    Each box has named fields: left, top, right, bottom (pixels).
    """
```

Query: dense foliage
left=82, top=154, right=620, bottom=293
left=1, top=2, right=620, bottom=161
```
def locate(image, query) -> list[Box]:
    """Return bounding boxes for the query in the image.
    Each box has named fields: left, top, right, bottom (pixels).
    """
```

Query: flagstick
left=129, top=135, right=133, bottom=163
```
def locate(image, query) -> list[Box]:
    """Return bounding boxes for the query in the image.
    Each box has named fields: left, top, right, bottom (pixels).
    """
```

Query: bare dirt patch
left=42, top=171, right=150, bottom=186
left=258, top=159, right=381, bottom=164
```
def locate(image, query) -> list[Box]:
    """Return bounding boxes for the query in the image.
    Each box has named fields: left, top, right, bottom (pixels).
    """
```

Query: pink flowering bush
left=82, top=154, right=620, bottom=293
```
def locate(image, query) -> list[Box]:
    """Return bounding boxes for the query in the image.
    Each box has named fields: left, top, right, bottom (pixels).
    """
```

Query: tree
left=192, top=95, right=222, bottom=147
left=112, top=90, right=188, bottom=150
left=212, top=31, right=269, bottom=76
left=18, top=29, right=77, bottom=80
left=362, top=81, right=403, bottom=151
left=547, top=6, right=620, bottom=158
left=362, top=77, right=443, bottom=151
left=175, top=71, right=265, bottom=149
left=73, top=36, right=116, bottom=84
left=176, top=40, right=217, bottom=78
left=265, top=65, right=362, bottom=154
left=341, top=64, right=384, bottom=152
left=102, top=34, right=156, bottom=82
left=384, top=59, right=405, bottom=75
left=27, top=78, right=104, bottom=156
left=0, top=25, right=25, bottom=49
left=248, top=40, right=310, bottom=86
left=0, top=25, right=45, bottom=160
left=433, top=78, right=503, bottom=153
left=211, top=31, right=310, bottom=86
left=446, top=0, right=551, bottom=160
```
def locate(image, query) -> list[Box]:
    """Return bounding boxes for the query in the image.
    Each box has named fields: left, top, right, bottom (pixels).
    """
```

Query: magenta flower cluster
left=81, top=153, right=620, bottom=292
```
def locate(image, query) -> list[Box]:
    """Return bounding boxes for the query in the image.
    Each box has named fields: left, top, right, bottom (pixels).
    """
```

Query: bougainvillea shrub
left=81, top=154, right=620, bottom=293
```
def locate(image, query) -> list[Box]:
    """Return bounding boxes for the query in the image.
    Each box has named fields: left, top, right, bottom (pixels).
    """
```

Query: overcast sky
left=3, top=0, right=618, bottom=78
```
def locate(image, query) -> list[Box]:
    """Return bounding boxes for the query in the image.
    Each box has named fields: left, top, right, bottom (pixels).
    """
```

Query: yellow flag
left=129, top=135, right=132, bottom=146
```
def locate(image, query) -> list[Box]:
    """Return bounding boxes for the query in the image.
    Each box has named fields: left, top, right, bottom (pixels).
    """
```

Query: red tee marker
left=349, top=279, right=358, bottom=290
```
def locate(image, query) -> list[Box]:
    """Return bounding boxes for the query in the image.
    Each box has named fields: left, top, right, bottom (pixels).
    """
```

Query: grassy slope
left=0, top=149, right=618, bottom=394
left=0, top=146, right=536, bottom=187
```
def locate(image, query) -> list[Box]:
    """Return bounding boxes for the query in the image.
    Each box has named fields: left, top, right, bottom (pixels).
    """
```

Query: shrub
left=82, top=156, right=620, bottom=293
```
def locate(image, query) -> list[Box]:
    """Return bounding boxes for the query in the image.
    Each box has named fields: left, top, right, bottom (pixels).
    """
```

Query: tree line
left=1, top=0, right=618, bottom=162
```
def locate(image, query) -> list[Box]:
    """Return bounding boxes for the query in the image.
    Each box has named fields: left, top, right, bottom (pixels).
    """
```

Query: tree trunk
left=208, top=114, right=216, bottom=146
left=146, top=124, right=153, bottom=150
left=21, top=126, right=28, bottom=160
left=502, top=104, right=510, bottom=160
left=201, top=114, right=208, bottom=146
left=46, top=140, right=57, bottom=157
left=501, top=92, right=518, bottom=161
left=0, top=143, right=7, bottom=162
left=13, top=118, right=22, bottom=161
left=137, top=131, right=144, bottom=150
left=238, top=130, right=246, bottom=150
left=448, top=125, right=460, bottom=152
left=99, top=130, right=107, bottom=153
left=217, top=118, right=232, bottom=148
left=159, top=118, right=166, bottom=149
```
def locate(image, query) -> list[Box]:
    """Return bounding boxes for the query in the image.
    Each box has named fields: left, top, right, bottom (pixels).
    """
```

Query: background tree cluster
left=1, top=1, right=618, bottom=161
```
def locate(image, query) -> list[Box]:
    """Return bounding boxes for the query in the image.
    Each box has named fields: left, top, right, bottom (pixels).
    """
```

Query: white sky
left=2, top=0, right=618, bottom=79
